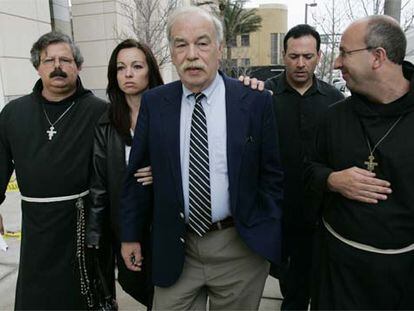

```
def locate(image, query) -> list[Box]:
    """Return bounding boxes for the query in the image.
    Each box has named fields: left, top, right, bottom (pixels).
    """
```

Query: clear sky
left=246, top=0, right=318, bottom=28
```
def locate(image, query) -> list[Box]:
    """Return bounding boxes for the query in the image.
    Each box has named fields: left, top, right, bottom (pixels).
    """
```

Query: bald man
left=306, top=15, right=414, bottom=310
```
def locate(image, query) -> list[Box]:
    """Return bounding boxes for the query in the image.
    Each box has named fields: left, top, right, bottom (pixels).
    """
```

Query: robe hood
left=32, top=77, right=92, bottom=104
left=351, top=61, right=414, bottom=118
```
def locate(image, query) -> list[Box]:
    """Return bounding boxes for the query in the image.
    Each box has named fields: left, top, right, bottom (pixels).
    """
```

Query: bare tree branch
left=311, top=0, right=346, bottom=82
left=402, top=0, right=411, bottom=10
left=345, top=1, right=356, bottom=20
left=117, top=0, right=179, bottom=67
left=315, top=0, right=414, bottom=82
left=402, top=7, right=414, bottom=31
left=360, top=0, right=370, bottom=15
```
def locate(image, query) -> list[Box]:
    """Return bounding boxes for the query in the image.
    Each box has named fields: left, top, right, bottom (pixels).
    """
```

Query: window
left=240, top=58, right=250, bottom=66
left=241, top=34, right=250, bottom=47
left=228, top=36, right=237, bottom=47
left=271, top=33, right=285, bottom=65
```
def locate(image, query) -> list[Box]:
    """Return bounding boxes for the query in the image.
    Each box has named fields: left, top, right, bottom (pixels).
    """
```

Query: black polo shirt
left=265, top=72, right=344, bottom=229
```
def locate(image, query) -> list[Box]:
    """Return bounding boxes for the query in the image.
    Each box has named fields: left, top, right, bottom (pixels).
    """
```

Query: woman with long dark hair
left=87, top=39, right=163, bottom=309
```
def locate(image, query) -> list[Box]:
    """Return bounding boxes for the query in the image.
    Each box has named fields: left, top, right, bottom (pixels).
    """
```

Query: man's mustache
left=49, top=67, right=67, bottom=78
left=180, top=62, right=205, bottom=71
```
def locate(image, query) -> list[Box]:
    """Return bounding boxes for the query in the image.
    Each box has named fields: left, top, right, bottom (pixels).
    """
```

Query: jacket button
left=179, top=212, right=184, bottom=219
left=180, top=237, right=185, bottom=243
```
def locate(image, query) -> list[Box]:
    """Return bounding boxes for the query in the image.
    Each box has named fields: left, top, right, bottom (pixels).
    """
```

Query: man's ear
left=218, top=42, right=224, bottom=56
left=372, top=47, right=387, bottom=69
left=316, top=50, right=322, bottom=63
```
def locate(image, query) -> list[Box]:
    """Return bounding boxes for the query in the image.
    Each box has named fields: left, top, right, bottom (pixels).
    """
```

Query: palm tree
left=218, top=0, right=262, bottom=75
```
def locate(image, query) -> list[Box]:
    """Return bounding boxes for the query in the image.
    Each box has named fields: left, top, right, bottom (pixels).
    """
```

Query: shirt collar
left=182, top=72, right=221, bottom=105
left=314, top=78, right=328, bottom=96
left=275, top=71, right=327, bottom=96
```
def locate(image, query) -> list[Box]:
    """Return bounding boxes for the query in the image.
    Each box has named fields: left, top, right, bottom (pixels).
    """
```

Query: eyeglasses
left=41, top=56, right=75, bottom=67
left=338, top=46, right=376, bottom=58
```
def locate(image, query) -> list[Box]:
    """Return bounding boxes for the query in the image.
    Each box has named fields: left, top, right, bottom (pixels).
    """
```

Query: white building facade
left=0, top=0, right=185, bottom=109
left=0, top=0, right=52, bottom=109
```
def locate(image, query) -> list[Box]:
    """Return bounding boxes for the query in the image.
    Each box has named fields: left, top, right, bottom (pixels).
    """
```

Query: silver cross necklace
left=43, top=101, right=76, bottom=140
left=364, top=115, right=403, bottom=172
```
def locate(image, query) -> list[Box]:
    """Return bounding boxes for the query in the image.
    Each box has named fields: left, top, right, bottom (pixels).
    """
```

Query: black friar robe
left=305, top=62, right=414, bottom=309
left=0, top=78, right=106, bottom=310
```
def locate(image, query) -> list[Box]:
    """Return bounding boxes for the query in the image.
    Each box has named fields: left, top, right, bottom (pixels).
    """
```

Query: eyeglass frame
left=40, top=56, right=75, bottom=67
left=338, top=46, right=377, bottom=58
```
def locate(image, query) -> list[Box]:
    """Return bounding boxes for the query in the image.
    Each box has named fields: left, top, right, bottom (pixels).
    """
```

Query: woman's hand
left=135, top=166, right=153, bottom=186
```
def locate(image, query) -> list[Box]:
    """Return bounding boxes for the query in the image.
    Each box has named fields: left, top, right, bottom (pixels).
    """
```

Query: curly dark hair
left=30, top=31, right=83, bottom=69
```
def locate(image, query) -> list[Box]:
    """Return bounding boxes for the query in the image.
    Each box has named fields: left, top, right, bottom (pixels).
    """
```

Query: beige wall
left=232, top=4, right=287, bottom=67
left=71, top=0, right=120, bottom=98
left=0, top=0, right=52, bottom=109
left=71, top=0, right=184, bottom=97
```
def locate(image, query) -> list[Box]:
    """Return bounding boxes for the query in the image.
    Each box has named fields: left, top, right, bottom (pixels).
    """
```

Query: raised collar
left=274, top=71, right=327, bottom=96
left=32, top=77, right=91, bottom=103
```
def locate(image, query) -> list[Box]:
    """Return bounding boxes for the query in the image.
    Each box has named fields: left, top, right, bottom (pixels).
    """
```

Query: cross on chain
left=46, top=125, right=57, bottom=140
left=364, top=154, right=378, bottom=172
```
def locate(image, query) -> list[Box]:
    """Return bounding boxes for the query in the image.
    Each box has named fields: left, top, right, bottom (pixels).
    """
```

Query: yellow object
left=7, top=176, right=19, bottom=192
left=3, top=231, right=21, bottom=239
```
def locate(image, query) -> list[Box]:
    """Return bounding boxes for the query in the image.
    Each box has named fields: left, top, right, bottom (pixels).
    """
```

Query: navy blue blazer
left=121, top=73, right=284, bottom=287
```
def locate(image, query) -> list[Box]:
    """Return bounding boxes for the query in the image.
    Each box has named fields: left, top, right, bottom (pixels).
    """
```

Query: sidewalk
left=0, top=190, right=282, bottom=310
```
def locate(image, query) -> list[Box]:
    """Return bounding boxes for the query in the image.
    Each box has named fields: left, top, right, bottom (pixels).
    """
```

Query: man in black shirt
left=265, top=24, right=343, bottom=310
left=306, top=16, right=414, bottom=309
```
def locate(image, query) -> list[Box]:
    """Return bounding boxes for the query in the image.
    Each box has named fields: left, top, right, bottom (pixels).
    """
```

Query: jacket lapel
left=223, top=76, right=250, bottom=211
left=157, top=76, right=250, bottom=211
left=160, top=83, right=184, bottom=208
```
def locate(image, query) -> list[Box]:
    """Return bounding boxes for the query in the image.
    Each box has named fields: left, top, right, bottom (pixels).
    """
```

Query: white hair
left=166, top=6, right=224, bottom=46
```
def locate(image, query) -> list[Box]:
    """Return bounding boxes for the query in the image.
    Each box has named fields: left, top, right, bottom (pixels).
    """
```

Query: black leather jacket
left=87, top=111, right=127, bottom=247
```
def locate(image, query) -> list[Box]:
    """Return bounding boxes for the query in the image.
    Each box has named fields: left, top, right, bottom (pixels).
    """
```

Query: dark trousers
left=311, top=226, right=414, bottom=310
left=276, top=229, right=314, bottom=311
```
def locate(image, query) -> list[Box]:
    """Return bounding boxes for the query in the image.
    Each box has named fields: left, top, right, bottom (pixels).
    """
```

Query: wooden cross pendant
left=46, top=125, right=57, bottom=140
left=364, top=154, right=378, bottom=172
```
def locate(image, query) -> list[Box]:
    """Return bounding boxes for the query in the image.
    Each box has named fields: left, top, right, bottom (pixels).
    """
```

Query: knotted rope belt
left=323, top=218, right=414, bottom=255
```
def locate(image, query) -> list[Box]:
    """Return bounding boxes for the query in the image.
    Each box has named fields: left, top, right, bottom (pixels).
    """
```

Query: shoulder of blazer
left=222, top=74, right=250, bottom=99
left=224, top=74, right=271, bottom=105
left=144, top=80, right=182, bottom=98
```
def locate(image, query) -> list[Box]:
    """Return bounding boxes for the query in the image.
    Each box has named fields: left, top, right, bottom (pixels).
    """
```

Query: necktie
left=188, top=92, right=212, bottom=236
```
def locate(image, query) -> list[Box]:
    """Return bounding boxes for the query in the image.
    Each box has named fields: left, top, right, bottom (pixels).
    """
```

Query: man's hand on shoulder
left=121, top=242, right=143, bottom=271
left=327, top=166, right=392, bottom=204
left=238, top=75, right=265, bottom=91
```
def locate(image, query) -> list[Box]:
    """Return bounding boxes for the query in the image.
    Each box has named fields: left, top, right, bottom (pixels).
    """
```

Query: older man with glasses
left=306, top=15, right=414, bottom=310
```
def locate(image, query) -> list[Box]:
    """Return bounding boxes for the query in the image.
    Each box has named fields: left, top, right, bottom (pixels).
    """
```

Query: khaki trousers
left=153, top=227, right=270, bottom=311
